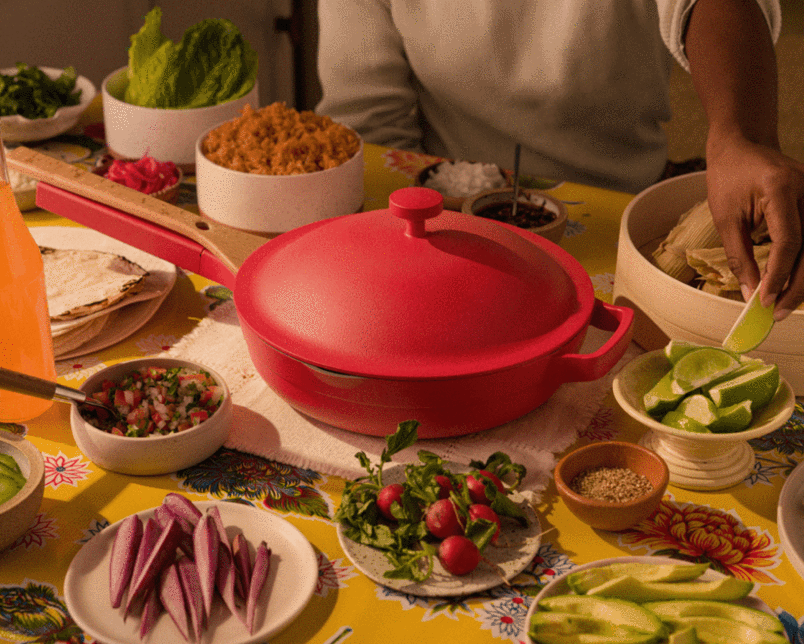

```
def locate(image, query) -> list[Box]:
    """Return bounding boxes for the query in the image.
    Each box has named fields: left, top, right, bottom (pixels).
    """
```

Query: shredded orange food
left=201, top=102, right=361, bottom=175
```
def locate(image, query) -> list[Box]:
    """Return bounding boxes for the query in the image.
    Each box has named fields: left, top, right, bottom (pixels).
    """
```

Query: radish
left=176, top=556, right=205, bottom=639
left=435, top=474, right=453, bottom=500
left=192, top=512, right=219, bottom=621
left=245, top=542, right=271, bottom=634
left=377, top=483, right=405, bottom=521
left=468, top=504, right=501, bottom=543
left=216, top=544, right=243, bottom=625
left=125, top=518, right=182, bottom=616
left=109, top=514, right=143, bottom=609
left=425, top=498, right=463, bottom=539
left=159, top=562, right=190, bottom=641
left=466, top=470, right=505, bottom=504
left=438, top=535, right=480, bottom=576
left=138, top=586, right=162, bottom=640
left=232, top=532, right=252, bottom=601
left=163, top=493, right=202, bottom=527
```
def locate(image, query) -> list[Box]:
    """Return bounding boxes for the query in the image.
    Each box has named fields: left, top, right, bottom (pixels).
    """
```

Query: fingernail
left=740, top=284, right=752, bottom=302
left=773, top=308, right=792, bottom=322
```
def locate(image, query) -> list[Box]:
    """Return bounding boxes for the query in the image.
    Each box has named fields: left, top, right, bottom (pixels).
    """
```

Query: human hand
left=704, top=137, right=804, bottom=321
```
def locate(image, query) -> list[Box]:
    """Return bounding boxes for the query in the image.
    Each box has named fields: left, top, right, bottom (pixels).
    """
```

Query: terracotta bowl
left=462, top=188, right=569, bottom=245
left=70, top=358, right=232, bottom=476
left=416, top=160, right=509, bottom=211
left=554, top=441, right=668, bottom=531
left=0, top=434, right=45, bottom=551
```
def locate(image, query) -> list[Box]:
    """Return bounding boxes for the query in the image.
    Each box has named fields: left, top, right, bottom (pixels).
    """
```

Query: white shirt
left=316, top=0, right=781, bottom=193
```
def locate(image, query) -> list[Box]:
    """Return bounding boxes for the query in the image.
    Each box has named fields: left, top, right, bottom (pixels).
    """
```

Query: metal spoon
left=511, top=143, right=522, bottom=220
left=0, top=365, right=120, bottom=419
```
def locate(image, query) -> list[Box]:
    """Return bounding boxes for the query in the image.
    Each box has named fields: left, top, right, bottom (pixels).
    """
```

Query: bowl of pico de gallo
left=70, top=358, right=232, bottom=475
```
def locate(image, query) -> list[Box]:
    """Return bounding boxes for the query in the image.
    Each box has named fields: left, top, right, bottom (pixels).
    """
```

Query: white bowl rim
left=195, top=122, right=364, bottom=181
left=612, top=348, right=796, bottom=442
left=73, top=357, right=231, bottom=443
left=101, top=66, right=257, bottom=115
left=0, top=66, right=96, bottom=124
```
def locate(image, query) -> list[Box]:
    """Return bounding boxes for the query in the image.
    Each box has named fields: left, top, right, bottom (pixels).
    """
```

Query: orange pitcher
left=0, top=137, right=56, bottom=422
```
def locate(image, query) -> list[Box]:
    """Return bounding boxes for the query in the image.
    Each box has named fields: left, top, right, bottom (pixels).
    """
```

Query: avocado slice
left=644, top=600, right=783, bottom=634
left=585, top=575, right=753, bottom=602
left=567, top=563, right=710, bottom=595
left=660, top=616, right=788, bottom=644
left=531, top=595, right=665, bottom=644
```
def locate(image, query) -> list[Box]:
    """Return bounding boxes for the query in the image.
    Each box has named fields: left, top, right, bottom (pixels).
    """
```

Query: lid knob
left=389, top=187, right=443, bottom=238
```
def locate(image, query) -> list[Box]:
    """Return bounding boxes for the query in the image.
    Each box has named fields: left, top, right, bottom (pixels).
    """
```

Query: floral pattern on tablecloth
left=0, top=581, right=85, bottom=643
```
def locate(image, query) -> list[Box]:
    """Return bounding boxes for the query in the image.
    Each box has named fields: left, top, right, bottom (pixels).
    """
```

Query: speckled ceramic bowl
left=554, top=440, right=668, bottom=531
left=0, top=434, right=45, bottom=551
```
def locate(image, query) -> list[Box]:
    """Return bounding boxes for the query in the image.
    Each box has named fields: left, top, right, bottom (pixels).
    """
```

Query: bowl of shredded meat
left=195, top=102, right=364, bottom=234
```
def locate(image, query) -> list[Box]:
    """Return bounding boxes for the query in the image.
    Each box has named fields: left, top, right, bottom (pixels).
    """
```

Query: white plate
left=64, top=501, right=318, bottom=644
left=30, top=226, right=177, bottom=359
left=524, top=555, right=778, bottom=644
left=337, top=463, right=542, bottom=597
left=778, top=460, right=804, bottom=583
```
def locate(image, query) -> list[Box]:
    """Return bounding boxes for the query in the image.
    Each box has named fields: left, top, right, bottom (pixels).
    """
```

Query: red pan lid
left=235, top=187, right=594, bottom=378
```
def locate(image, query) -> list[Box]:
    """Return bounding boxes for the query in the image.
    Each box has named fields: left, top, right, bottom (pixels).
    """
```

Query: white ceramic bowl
left=612, top=171, right=804, bottom=394
left=70, top=358, right=232, bottom=476
left=0, top=67, right=96, bottom=143
left=195, top=127, right=364, bottom=233
left=0, top=434, right=45, bottom=551
left=612, top=349, right=795, bottom=491
left=101, top=66, right=258, bottom=170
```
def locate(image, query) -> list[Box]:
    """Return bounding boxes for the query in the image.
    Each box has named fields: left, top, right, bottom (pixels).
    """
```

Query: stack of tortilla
left=33, top=227, right=178, bottom=359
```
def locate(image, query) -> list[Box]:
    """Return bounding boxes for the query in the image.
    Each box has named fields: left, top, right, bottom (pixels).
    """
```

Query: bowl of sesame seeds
left=554, top=441, right=668, bottom=531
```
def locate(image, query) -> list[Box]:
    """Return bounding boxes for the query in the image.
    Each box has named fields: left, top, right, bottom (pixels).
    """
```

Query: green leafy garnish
left=335, top=421, right=530, bottom=582
left=124, top=6, right=258, bottom=109
left=0, top=63, right=81, bottom=119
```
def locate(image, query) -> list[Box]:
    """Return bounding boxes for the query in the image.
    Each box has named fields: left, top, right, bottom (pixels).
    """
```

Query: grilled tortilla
left=40, top=246, right=149, bottom=321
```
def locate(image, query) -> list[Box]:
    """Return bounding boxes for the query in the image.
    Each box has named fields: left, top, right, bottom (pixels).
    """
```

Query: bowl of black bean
left=462, top=187, right=568, bottom=245
left=554, top=441, right=669, bottom=532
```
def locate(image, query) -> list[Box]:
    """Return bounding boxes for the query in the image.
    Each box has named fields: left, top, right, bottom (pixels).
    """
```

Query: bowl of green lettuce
left=101, top=7, right=259, bottom=169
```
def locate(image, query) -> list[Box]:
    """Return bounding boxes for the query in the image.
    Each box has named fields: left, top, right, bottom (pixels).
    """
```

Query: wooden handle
left=6, top=146, right=269, bottom=275
left=0, top=366, right=57, bottom=401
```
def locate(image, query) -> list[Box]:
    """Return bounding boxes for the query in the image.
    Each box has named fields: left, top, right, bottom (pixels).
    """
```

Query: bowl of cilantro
left=70, top=358, right=232, bottom=476
left=0, top=64, right=96, bottom=143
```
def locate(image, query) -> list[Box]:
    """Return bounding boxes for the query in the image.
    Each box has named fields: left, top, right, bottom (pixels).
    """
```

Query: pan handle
left=6, top=146, right=268, bottom=277
left=551, top=299, right=635, bottom=382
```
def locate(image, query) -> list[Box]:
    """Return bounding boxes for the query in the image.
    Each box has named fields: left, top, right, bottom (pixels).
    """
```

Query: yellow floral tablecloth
left=2, top=103, right=804, bottom=644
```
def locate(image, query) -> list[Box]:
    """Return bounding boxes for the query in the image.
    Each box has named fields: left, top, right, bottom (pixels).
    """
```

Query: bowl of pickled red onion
left=70, top=358, right=231, bottom=476
left=92, top=154, right=182, bottom=204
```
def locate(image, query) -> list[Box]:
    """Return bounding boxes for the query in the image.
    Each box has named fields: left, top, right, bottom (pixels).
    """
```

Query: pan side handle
left=551, top=300, right=635, bottom=382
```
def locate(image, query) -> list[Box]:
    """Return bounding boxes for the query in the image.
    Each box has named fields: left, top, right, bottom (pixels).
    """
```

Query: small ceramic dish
left=612, top=349, right=796, bottom=491
left=415, top=160, right=509, bottom=211
left=554, top=440, right=669, bottom=532
left=91, top=155, right=183, bottom=205
left=462, top=188, right=568, bottom=245
left=101, top=66, right=258, bottom=171
left=0, top=434, right=45, bottom=551
left=195, top=125, right=364, bottom=234
left=0, top=67, right=97, bottom=143
left=70, top=358, right=232, bottom=476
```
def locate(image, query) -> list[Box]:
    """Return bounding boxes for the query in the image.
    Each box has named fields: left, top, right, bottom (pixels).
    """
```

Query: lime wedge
left=701, top=362, right=764, bottom=396
left=707, top=363, right=780, bottom=411
left=722, top=281, right=775, bottom=354
left=644, top=371, right=684, bottom=418
left=674, top=394, right=719, bottom=426
left=671, top=347, right=741, bottom=393
left=661, top=410, right=711, bottom=433
left=663, top=340, right=700, bottom=365
left=708, top=399, right=754, bottom=433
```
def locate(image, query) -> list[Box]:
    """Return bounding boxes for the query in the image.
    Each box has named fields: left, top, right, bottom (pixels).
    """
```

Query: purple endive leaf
left=246, top=542, right=272, bottom=634
left=206, top=505, right=232, bottom=556
left=138, top=586, right=162, bottom=641
left=232, top=532, right=251, bottom=601
left=216, top=545, right=244, bottom=625
left=162, top=493, right=202, bottom=528
left=125, top=518, right=182, bottom=617
left=159, top=562, right=190, bottom=641
left=156, top=503, right=194, bottom=558
left=192, top=512, right=219, bottom=622
left=177, top=556, right=205, bottom=641
left=109, top=514, right=143, bottom=609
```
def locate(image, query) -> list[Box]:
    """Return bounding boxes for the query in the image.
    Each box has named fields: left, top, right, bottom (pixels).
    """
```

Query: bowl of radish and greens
left=335, top=421, right=544, bottom=596
left=70, top=358, right=232, bottom=476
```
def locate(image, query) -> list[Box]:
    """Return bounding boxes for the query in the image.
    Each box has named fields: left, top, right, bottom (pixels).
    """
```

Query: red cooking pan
left=8, top=147, right=634, bottom=438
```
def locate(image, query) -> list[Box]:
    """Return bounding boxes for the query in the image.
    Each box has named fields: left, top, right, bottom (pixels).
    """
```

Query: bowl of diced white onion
left=70, top=358, right=232, bottom=475
left=416, top=160, right=509, bottom=211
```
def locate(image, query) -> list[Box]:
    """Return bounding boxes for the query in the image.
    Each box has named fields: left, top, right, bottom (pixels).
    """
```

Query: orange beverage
left=0, top=142, right=56, bottom=422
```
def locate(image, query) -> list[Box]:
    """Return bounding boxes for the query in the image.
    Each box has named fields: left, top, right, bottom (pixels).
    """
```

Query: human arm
left=684, top=0, right=804, bottom=320
left=315, top=0, right=423, bottom=151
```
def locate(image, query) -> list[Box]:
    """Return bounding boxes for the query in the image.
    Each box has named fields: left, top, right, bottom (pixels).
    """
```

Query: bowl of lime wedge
left=612, top=340, right=795, bottom=491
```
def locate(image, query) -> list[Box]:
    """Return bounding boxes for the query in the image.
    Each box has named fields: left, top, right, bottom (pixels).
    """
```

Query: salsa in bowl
left=70, top=358, right=232, bottom=475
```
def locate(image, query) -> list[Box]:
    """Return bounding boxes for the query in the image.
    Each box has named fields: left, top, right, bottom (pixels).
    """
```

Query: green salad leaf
left=0, top=63, right=81, bottom=119
left=124, top=6, right=258, bottom=109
